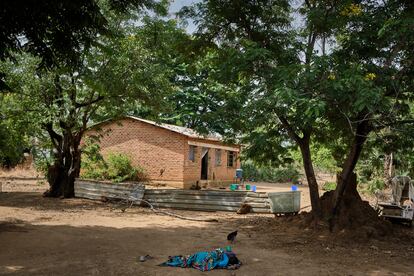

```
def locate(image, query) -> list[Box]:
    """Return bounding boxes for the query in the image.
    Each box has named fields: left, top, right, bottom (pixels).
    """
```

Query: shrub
left=242, top=161, right=300, bottom=183
left=81, top=142, right=108, bottom=180
left=322, top=181, right=336, bottom=191
left=0, top=122, right=29, bottom=168
left=81, top=141, right=146, bottom=182
left=366, top=178, right=385, bottom=194
left=33, top=155, right=52, bottom=176
left=241, top=161, right=261, bottom=181
left=105, top=153, right=146, bottom=183
left=289, top=145, right=338, bottom=174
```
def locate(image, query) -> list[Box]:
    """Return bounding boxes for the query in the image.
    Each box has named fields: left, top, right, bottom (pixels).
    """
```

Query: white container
left=268, top=191, right=301, bottom=214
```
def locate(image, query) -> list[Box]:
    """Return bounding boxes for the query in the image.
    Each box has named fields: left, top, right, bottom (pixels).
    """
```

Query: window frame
left=227, top=151, right=235, bottom=167
left=188, top=145, right=196, bottom=162
left=215, top=149, right=222, bottom=166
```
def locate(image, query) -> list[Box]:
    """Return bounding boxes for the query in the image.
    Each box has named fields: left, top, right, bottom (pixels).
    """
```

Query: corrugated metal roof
left=125, top=116, right=222, bottom=141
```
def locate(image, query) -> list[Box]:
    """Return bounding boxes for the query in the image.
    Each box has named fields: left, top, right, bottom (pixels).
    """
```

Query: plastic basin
left=268, top=191, right=301, bottom=214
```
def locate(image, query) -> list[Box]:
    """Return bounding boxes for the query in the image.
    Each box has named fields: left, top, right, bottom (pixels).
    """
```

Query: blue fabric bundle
left=161, top=248, right=230, bottom=271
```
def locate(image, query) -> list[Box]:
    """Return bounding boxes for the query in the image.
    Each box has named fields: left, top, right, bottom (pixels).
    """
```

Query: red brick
left=84, top=118, right=240, bottom=189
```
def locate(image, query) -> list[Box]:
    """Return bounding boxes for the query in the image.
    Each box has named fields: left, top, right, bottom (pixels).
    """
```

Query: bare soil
left=1, top=179, right=414, bottom=275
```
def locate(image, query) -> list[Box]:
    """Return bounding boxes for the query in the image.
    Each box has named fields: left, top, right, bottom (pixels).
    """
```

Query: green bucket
left=246, top=184, right=251, bottom=190
left=230, top=184, right=236, bottom=191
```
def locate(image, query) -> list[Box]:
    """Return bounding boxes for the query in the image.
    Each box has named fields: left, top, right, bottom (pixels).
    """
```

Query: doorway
left=201, top=151, right=208, bottom=180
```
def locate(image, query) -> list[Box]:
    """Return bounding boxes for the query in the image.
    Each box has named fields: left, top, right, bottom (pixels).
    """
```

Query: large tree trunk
left=277, top=116, right=321, bottom=218
left=44, top=131, right=82, bottom=198
left=335, top=172, right=360, bottom=200
left=273, top=21, right=321, bottom=218
left=45, top=158, right=64, bottom=197
left=331, top=120, right=371, bottom=224
left=299, top=137, right=322, bottom=218
left=43, top=74, right=96, bottom=198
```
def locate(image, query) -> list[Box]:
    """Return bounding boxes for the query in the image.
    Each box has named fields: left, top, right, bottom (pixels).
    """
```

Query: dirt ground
left=1, top=179, right=414, bottom=275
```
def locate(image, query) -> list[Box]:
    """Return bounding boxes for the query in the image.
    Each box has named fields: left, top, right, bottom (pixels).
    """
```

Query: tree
left=0, top=108, right=30, bottom=167
left=162, top=49, right=246, bottom=136
left=324, top=0, right=414, bottom=223
left=0, top=16, right=176, bottom=197
left=0, top=0, right=167, bottom=88
left=181, top=0, right=414, bottom=226
left=180, top=0, right=327, bottom=217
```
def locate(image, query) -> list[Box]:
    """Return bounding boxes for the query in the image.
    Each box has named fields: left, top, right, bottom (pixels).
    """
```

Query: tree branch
left=75, top=95, right=104, bottom=108
left=277, top=115, right=302, bottom=143
left=43, top=122, right=62, bottom=151
left=305, top=31, right=317, bottom=65
left=384, top=43, right=403, bottom=69
left=374, top=119, right=414, bottom=130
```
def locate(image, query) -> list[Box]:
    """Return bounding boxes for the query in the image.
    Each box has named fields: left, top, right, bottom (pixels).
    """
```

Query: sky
left=170, top=0, right=197, bottom=13
left=169, top=0, right=198, bottom=33
left=167, top=0, right=305, bottom=34
left=167, top=1, right=306, bottom=37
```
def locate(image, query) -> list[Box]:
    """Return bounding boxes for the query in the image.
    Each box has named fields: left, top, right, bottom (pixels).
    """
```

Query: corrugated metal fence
left=143, top=189, right=270, bottom=213
left=75, top=179, right=145, bottom=202
left=75, top=179, right=271, bottom=213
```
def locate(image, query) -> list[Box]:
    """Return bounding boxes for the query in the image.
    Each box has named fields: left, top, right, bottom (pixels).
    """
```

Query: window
left=189, top=145, right=196, bottom=162
left=227, top=151, right=235, bottom=167
left=215, top=149, right=222, bottom=166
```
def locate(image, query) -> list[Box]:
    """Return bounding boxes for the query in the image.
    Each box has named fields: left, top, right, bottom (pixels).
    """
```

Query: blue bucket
left=235, top=169, right=243, bottom=179
left=291, top=185, right=298, bottom=191
left=251, top=185, right=257, bottom=192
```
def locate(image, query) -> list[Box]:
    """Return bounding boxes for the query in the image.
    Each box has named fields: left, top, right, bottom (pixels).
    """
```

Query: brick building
left=85, top=116, right=241, bottom=189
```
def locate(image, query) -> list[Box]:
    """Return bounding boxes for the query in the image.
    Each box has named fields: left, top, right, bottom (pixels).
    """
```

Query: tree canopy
left=0, top=0, right=168, bottom=88
left=0, top=3, right=174, bottom=197
left=178, top=0, right=414, bottom=223
left=0, top=0, right=413, bottom=230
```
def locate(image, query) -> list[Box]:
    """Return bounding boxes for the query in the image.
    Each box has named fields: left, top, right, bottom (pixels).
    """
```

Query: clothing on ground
left=160, top=248, right=241, bottom=271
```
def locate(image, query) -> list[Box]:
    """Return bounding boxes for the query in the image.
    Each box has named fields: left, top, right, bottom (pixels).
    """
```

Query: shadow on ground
left=1, top=192, right=414, bottom=275
left=0, top=219, right=299, bottom=276
left=0, top=192, right=108, bottom=211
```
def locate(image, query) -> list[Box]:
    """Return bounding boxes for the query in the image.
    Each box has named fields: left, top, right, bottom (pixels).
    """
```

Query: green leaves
left=176, top=0, right=414, bottom=177
left=81, top=141, right=146, bottom=182
left=0, top=118, right=30, bottom=167
left=0, top=12, right=182, bottom=170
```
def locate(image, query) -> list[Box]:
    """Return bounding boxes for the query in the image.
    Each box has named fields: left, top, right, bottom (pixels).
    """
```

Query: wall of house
left=85, top=118, right=186, bottom=187
left=211, top=148, right=240, bottom=182
left=183, top=138, right=241, bottom=188
left=183, top=144, right=201, bottom=186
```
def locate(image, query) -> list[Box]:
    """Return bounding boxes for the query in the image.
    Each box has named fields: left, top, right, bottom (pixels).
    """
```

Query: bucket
left=230, top=184, right=238, bottom=191
left=245, top=184, right=251, bottom=190
left=235, top=169, right=243, bottom=179
left=251, top=185, right=257, bottom=192
left=291, top=185, right=298, bottom=191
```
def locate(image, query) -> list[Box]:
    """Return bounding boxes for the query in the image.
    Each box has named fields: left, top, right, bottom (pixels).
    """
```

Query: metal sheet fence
left=75, top=179, right=271, bottom=213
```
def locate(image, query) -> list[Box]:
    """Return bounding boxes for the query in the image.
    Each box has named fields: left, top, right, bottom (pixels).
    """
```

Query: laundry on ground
left=159, top=248, right=242, bottom=271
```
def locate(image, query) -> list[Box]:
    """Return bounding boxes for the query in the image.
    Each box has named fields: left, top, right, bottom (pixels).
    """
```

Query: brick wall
left=211, top=149, right=240, bottom=181
left=183, top=145, right=201, bottom=183
left=85, top=118, right=186, bottom=186
left=85, top=118, right=241, bottom=189
left=183, top=138, right=240, bottom=188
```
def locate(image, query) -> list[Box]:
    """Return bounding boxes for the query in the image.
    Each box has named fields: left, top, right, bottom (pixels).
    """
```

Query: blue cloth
left=161, top=248, right=229, bottom=271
